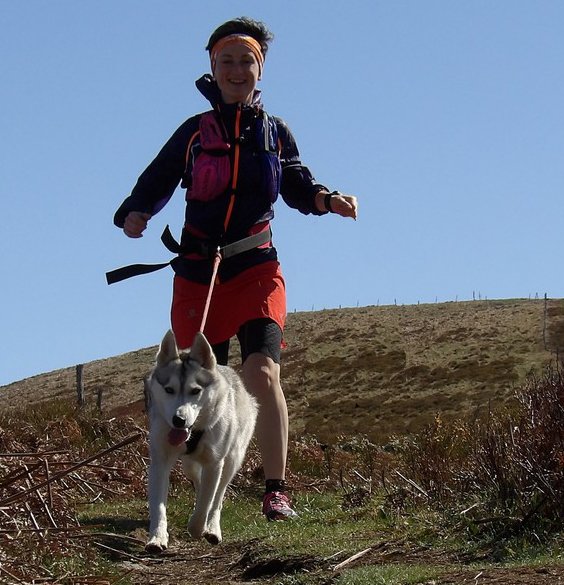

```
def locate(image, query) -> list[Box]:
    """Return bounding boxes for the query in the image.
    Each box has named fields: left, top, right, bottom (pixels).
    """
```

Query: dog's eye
left=191, top=386, right=202, bottom=396
left=164, top=386, right=175, bottom=395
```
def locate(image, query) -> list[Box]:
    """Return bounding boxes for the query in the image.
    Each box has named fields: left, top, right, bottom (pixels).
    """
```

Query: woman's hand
left=316, top=190, right=358, bottom=220
left=330, top=193, right=358, bottom=220
left=123, top=211, right=152, bottom=238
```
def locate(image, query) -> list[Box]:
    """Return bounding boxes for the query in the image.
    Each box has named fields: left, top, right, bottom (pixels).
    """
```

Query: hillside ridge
left=2, top=298, right=563, bottom=443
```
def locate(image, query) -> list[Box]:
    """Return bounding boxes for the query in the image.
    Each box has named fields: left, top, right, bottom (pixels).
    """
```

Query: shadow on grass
left=81, top=515, right=147, bottom=534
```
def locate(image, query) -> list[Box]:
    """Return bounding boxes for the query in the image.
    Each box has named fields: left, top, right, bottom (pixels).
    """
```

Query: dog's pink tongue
left=168, top=428, right=189, bottom=446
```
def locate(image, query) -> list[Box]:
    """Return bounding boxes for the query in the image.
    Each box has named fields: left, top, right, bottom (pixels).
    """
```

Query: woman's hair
left=206, top=17, right=274, bottom=56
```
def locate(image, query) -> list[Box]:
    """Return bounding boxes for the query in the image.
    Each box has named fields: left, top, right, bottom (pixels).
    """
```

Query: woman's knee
left=242, top=353, right=281, bottom=395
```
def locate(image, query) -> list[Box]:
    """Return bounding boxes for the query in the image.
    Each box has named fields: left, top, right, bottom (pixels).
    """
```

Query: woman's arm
left=276, top=118, right=327, bottom=215
left=113, top=117, right=200, bottom=230
left=276, top=118, right=357, bottom=219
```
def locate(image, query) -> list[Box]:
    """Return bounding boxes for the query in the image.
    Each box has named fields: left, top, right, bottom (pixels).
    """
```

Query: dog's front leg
left=203, top=457, right=239, bottom=545
left=188, top=460, right=223, bottom=543
left=146, top=451, right=177, bottom=553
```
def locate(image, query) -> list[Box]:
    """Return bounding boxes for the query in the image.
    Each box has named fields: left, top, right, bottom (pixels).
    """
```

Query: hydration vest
left=182, top=109, right=281, bottom=208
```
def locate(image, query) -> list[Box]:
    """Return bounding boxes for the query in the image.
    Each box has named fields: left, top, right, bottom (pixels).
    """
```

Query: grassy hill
left=2, top=297, right=562, bottom=444
left=1, top=297, right=563, bottom=584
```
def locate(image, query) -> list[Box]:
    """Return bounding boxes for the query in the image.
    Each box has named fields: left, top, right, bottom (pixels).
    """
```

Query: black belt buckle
left=199, top=240, right=222, bottom=260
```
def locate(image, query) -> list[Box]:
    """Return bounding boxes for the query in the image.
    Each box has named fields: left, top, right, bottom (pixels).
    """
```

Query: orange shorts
left=171, top=260, right=286, bottom=349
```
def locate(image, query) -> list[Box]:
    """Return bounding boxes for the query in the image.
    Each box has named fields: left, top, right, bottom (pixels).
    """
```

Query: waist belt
left=106, top=225, right=271, bottom=285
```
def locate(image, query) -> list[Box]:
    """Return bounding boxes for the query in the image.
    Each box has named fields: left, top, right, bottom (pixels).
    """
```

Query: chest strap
left=105, top=225, right=271, bottom=285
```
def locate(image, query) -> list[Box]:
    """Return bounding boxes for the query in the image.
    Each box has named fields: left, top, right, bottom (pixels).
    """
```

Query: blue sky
left=1, top=1, right=563, bottom=386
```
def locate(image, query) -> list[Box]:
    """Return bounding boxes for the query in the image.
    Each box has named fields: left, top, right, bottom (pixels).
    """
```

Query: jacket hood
left=195, top=74, right=262, bottom=110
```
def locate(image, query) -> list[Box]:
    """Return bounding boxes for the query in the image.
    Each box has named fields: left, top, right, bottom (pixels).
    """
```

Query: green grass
left=74, top=488, right=564, bottom=585
left=80, top=490, right=388, bottom=556
left=335, top=564, right=442, bottom=585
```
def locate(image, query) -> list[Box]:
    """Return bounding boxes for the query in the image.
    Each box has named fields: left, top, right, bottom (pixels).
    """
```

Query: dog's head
left=147, top=330, right=219, bottom=446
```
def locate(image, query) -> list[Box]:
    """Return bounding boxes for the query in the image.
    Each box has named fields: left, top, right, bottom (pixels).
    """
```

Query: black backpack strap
left=105, top=225, right=180, bottom=284
left=106, top=225, right=272, bottom=285
left=105, top=261, right=172, bottom=285
left=160, top=224, right=183, bottom=253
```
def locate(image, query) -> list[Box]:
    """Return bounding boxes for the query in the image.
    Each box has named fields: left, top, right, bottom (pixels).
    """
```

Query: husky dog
left=144, top=330, right=258, bottom=553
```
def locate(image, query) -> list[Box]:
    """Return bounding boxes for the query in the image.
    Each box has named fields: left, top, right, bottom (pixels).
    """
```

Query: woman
left=114, top=17, right=358, bottom=521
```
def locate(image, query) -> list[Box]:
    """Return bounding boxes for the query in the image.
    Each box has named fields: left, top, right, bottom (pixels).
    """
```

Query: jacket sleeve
left=113, top=117, right=199, bottom=228
left=275, top=117, right=328, bottom=216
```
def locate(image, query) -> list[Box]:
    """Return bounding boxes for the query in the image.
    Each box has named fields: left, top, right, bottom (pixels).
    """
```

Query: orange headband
left=210, top=34, right=264, bottom=76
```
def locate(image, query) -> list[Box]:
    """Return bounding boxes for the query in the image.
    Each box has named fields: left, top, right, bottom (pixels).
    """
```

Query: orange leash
left=223, top=105, right=241, bottom=232
left=199, top=105, right=242, bottom=335
left=198, top=247, right=222, bottom=334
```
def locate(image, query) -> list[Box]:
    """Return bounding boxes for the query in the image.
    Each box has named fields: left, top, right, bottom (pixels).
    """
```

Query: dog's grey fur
left=145, top=330, right=258, bottom=552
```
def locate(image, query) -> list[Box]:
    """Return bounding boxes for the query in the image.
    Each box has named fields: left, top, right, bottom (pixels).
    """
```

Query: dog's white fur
left=145, top=330, right=258, bottom=552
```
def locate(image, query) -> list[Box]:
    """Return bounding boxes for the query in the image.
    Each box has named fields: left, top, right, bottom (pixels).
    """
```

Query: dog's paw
left=187, top=518, right=205, bottom=539
left=203, top=531, right=222, bottom=545
left=145, top=536, right=168, bottom=554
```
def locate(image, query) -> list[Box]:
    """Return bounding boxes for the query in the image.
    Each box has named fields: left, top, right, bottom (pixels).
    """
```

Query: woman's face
left=213, top=43, right=260, bottom=105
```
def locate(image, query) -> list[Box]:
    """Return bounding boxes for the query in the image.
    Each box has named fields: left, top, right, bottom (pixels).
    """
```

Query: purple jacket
left=114, top=75, right=327, bottom=284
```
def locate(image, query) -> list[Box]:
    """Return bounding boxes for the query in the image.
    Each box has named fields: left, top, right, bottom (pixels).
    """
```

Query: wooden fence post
left=76, top=364, right=85, bottom=407
left=543, top=293, right=548, bottom=350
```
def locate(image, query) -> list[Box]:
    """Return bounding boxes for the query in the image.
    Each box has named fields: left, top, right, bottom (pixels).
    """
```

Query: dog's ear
left=190, top=332, right=217, bottom=371
left=157, top=330, right=180, bottom=366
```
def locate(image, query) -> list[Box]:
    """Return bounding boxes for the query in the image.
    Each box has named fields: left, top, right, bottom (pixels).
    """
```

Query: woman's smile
left=213, top=44, right=260, bottom=104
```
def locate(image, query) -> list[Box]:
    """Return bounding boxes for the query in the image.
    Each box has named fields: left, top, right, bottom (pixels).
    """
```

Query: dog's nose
left=172, top=415, right=186, bottom=428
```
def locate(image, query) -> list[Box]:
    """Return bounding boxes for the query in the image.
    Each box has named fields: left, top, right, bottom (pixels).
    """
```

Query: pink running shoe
left=262, top=491, right=298, bottom=521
